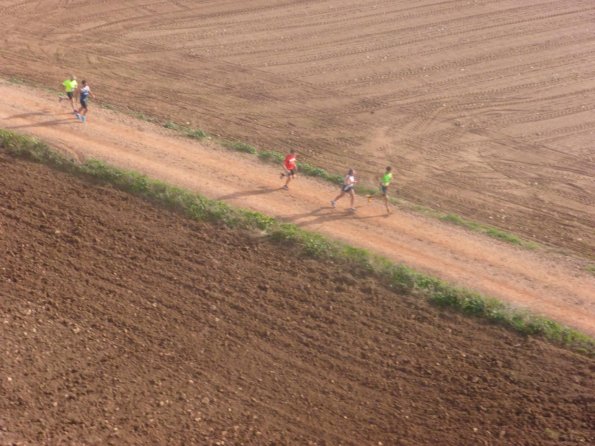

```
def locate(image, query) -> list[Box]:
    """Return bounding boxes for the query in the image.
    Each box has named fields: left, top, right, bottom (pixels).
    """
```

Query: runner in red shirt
left=280, top=149, right=298, bottom=190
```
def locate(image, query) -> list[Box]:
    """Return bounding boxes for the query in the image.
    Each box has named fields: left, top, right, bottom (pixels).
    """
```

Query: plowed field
left=1, top=1, right=595, bottom=444
left=0, top=0, right=593, bottom=256
left=1, top=153, right=594, bottom=445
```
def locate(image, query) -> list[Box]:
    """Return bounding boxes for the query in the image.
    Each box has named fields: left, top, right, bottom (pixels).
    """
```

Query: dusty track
left=1, top=81, right=594, bottom=336
left=0, top=0, right=594, bottom=255
left=1, top=152, right=593, bottom=446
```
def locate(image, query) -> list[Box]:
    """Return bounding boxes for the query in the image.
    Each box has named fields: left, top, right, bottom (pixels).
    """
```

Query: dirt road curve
left=1, top=81, right=594, bottom=335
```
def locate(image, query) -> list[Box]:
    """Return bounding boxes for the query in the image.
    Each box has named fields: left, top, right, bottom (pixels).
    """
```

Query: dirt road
left=1, top=81, right=594, bottom=335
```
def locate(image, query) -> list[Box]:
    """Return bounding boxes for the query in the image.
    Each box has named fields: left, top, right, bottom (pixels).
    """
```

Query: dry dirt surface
left=0, top=0, right=594, bottom=256
left=1, top=153, right=594, bottom=446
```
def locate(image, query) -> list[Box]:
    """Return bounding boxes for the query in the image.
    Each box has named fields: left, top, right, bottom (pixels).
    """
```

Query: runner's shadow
left=5, top=119, right=75, bottom=129
left=4, top=112, right=49, bottom=119
left=218, top=186, right=282, bottom=200
left=284, top=206, right=388, bottom=227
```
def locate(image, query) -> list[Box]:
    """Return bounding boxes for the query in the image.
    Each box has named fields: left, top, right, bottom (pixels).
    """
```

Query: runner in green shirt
left=60, top=75, right=78, bottom=111
left=367, top=166, right=393, bottom=214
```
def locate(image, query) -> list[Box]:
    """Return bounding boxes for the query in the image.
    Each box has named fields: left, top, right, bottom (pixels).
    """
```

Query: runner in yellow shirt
left=59, top=75, right=78, bottom=111
left=367, top=166, right=393, bottom=214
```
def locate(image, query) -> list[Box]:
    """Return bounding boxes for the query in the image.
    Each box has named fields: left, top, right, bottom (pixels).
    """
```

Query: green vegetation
left=384, top=204, right=538, bottom=249
left=212, top=137, right=343, bottom=186
left=257, top=150, right=284, bottom=163
left=163, top=121, right=179, bottom=130
left=1, top=129, right=72, bottom=168
left=438, top=213, right=538, bottom=249
left=163, top=121, right=207, bottom=140
left=133, top=112, right=158, bottom=123
left=186, top=128, right=208, bottom=140
left=7, top=76, right=25, bottom=85
left=222, top=140, right=257, bottom=154
left=1, top=128, right=593, bottom=357
left=299, top=162, right=344, bottom=185
left=163, top=120, right=344, bottom=184
left=586, top=264, right=595, bottom=276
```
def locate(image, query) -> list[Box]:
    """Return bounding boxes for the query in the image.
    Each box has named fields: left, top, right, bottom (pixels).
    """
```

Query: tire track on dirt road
left=1, top=81, right=594, bottom=336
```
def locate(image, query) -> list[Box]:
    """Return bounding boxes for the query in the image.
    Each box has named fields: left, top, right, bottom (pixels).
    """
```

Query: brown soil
left=0, top=0, right=594, bottom=256
left=1, top=153, right=594, bottom=446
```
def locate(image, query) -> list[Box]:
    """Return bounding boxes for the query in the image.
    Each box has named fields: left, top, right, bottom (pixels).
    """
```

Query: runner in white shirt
left=331, top=168, right=357, bottom=211
left=76, top=80, right=95, bottom=123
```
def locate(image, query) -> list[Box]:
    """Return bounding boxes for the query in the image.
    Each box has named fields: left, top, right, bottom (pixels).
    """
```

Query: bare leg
left=349, top=190, right=355, bottom=209
left=331, top=191, right=345, bottom=207
left=76, top=105, right=88, bottom=122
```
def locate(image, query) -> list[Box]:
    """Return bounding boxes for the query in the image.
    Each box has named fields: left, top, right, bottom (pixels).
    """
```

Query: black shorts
left=380, top=185, right=388, bottom=195
left=66, top=91, right=74, bottom=99
left=342, top=184, right=354, bottom=193
left=286, top=168, right=297, bottom=176
left=80, top=97, right=88, bottom=109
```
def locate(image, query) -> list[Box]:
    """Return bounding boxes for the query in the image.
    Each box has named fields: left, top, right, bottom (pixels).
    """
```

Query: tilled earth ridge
left=1, top=154, right=593, bottom=445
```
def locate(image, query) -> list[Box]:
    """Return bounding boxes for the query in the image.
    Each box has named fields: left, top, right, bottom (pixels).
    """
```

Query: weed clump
left=223, top=140, right=257, bottom=154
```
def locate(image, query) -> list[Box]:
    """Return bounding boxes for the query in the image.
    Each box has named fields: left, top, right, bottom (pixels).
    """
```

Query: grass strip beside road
left=163, top=122, right=346, bottom=186
left=439, top=213, right=539, bottom=249
left=2, top=128, right=593, bottom=357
